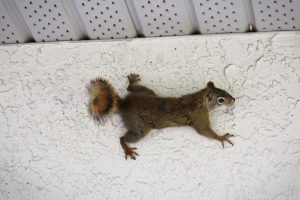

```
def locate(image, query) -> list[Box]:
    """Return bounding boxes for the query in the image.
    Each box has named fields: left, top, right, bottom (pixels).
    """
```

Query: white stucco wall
left=0, top=32, right=300, bottom=200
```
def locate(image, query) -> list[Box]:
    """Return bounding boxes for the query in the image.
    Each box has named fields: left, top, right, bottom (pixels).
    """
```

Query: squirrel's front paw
left=218, top=133, right=234, bottom=148
left=124, top=146, right=139, bottom=160
left=128, top=73, right=141, bottom=85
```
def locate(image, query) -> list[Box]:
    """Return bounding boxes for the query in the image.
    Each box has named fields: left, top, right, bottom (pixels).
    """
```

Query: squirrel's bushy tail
left=87, top=78, right=120, bottom=123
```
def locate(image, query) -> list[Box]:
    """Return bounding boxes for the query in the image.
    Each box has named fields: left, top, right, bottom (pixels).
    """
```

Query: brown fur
left=87, top=74, right=235, bottom=160
left=87, top=78, right=120, bottom=123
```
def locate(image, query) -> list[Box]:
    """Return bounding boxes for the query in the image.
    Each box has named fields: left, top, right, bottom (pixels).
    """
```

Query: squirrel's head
left=205, top=81, right=235, bottom=110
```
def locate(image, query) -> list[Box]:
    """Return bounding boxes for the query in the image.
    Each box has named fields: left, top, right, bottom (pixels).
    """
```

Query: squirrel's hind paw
left=124, top=146, right=139, bottom=160
left=128, top=74, right=141, bottom=85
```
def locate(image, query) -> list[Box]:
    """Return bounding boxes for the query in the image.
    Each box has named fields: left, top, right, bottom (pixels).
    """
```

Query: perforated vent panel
left=251, top=0, right=300, bottom=31
left=0, top=1, right=27, bottom=44
left=126, top=0, right=194, bottom=37
left=13, top=0, right=79, bottom=42
left=0, top=0, right=300, bottom=45
left=72, top=0, right=136, bottom=39
left=192, top=0, right=250, bottom=33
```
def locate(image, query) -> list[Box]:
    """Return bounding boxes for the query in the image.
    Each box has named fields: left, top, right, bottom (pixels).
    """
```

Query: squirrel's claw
left=128, top=73, right=141, bottom=85
left=219, top=133, right=234, bottom=148
left=124, top=147, right=139, bottom=160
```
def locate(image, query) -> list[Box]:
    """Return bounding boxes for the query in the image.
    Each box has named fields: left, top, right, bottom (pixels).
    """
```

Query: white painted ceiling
left=0, top=0, right=299, bottom=44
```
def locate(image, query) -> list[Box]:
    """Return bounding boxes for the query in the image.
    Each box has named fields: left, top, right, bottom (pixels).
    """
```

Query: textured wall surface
left=0, top=32, right=300, bottom=200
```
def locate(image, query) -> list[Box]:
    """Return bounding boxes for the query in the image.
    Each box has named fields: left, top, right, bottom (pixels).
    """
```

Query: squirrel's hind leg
left=127, top=73, right=156, bottom=96
left=120, top=128, right=150, bottom=160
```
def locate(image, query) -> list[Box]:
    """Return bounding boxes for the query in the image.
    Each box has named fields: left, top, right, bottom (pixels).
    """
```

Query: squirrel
left=87, top=74, right=235, bottom=160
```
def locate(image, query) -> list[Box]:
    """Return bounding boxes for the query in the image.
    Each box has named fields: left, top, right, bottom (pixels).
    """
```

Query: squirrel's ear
left=206, top=82, right=214, bottom=101
left=207, top=81, right=214, bottom=88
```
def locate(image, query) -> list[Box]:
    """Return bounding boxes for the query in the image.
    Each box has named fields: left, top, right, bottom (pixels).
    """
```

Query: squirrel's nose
left=231, top=98, right=235, bottom=104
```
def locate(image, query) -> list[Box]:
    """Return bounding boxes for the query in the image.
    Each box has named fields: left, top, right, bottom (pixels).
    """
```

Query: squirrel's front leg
left=192, top=125, right=234, bottom=148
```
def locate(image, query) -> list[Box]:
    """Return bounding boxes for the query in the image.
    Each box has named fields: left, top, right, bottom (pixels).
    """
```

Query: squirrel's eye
left=217, top=97, right=225, bottom=104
